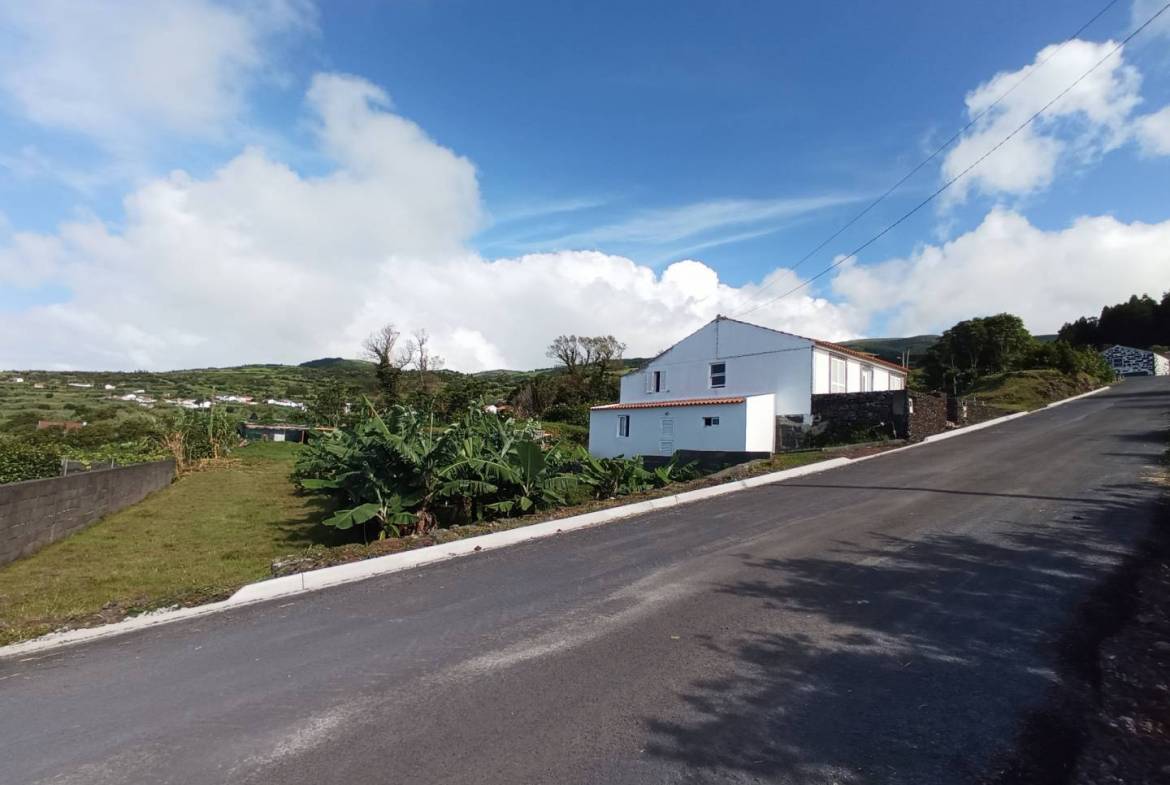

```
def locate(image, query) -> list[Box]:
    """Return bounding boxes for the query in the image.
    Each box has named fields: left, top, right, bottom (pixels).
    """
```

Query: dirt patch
left=1069, top=527, right=1170, bottom=785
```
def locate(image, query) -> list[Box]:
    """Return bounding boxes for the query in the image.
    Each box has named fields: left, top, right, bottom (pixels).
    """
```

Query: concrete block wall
left=0, top=460, right=175, bottom=566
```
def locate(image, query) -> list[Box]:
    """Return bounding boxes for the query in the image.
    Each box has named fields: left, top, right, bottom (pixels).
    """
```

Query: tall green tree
left=923, top=314, right=1031, bottom=393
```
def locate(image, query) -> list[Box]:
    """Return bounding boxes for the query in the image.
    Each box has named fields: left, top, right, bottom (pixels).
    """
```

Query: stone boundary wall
left=642, top=450, right=770, bottom=472
left=906, top=392, right=948, bottom=441
left=810, top=390, right=948, bottom=444
left=947, top=397, right=1012, bottom=426
left=0, top=460, right=175, bottom=566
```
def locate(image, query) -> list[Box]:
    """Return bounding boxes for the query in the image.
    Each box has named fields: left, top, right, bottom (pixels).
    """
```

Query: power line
left=736, top=0, right=1169, bottom=319
left=775, top=0, right=1122, bottom=277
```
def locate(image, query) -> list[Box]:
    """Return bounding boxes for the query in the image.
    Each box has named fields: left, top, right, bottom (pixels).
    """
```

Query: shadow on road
left=643, top=476, right=1165, bottom=784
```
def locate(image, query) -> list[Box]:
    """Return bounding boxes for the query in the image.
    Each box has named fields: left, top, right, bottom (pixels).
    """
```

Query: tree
left=1059, top=291, right=1170, bottom=349
left=362, top=324, right=410, bottom=404
left=403, top=329, right=445, bottom=402
left=308, top=380, right=351, bottom=427
left=922, top=314, right=1031, bottom=393
left=546, top=335, right=584, bottom=375
left=580, top=335, right=626, bottom=381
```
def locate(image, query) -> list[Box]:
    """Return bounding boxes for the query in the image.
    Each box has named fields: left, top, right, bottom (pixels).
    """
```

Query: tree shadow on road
left=643, top=480, right=1165, bottom=785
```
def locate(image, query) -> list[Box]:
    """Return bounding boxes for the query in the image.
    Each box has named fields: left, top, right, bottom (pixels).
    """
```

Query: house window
left=830, top=356, right=847, bottom=393
left=648, top=370, right=664, bottom=393
left=890, top=375, right=904, bottom=390
left=617, top=414, right=630, bottom=438
left=709, top=362, right=726, bottom=388
left=703, top=416, right=720, bottom=427
left=860, top=365, right=874, bottom=392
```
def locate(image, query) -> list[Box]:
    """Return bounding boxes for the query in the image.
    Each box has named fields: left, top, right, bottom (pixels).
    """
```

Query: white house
left=1101, top=345, right=1169, bottom=377
left=588, top=316, right=908, bottom=458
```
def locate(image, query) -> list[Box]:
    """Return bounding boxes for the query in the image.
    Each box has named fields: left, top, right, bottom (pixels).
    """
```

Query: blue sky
left=1, top=0, right=1169, bottom=370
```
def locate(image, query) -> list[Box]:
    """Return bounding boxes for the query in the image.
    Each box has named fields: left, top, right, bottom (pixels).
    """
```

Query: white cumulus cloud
left=832, top=207, right=1170, bottom=336
left=1136, top=105, right=1170, bottom=155
left=0, top=0, right=313, bottom=147
left=942, top=38, right=1144, bottom=204
left=0, top=73, right=860, bottom=372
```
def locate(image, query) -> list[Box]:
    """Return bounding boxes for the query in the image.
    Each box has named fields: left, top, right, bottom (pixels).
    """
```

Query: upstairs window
left=860, top=365, right=874, bottom=392
left=830, top=356, right=847, bottom=393
left=703, top=416, right=720, bottom=427
left=647, top=369, right=664, bottom=393
left=890, top=375, right=904, bottom=390
left=709, top=362, right=726, bottom=389
left=617, top=414, right=630, bottom=438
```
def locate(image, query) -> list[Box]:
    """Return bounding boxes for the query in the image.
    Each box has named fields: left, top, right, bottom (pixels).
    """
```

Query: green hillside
left=839, top=335, right=939, bottom=365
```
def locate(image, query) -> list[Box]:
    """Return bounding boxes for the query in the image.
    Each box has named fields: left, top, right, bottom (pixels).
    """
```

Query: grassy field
left=0, top=441, right=330, bottom=645
left=964, top=369, right=1103, bottom=412
left=0, top=438, right=843, bottom=645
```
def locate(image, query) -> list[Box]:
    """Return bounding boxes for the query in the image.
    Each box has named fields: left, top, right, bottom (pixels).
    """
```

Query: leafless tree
left=404, top=329, right=445, bottom=394
left=580, top=335, right=626, bottom=378
left=546, top=335, right=584, bottom=375
left=362, top=324, right=410, bottom=402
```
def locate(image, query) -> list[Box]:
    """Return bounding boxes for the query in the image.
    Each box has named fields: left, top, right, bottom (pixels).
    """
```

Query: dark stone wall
left=946, top=397, right=1012, bottom=426
left=810, top=390, right=948, bottom=443
left=642, top=450, right=770, bottom=472
left=906, top=392, right=948, bottom=441
left=0, top=460, right=175, bottom=566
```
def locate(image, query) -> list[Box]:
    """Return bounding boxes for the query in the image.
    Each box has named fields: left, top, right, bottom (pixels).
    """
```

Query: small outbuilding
left=239, top=423, right=315, bottom=443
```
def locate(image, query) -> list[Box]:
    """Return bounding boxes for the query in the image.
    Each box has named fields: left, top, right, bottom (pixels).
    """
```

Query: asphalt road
left=2, top=378, right=1167, bottom=785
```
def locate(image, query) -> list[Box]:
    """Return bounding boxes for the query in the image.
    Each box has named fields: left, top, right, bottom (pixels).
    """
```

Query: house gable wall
left=619, top=319, right=814, bottom=416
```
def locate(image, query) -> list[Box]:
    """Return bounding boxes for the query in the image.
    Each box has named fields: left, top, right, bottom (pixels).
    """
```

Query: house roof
left=812, top=339, right=908, bottom=373
left=591, top=396, right=746, bottom=410
left=633, top=315, right=907, bottom=373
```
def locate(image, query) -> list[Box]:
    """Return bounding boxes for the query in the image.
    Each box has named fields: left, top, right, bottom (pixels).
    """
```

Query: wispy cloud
left=487, top=195, right=609, bottom=225
left=502, top=194, right=865, bottom=259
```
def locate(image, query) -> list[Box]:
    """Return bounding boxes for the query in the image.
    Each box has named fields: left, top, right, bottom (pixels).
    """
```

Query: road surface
left=1, top=378, right=1167, bottom=784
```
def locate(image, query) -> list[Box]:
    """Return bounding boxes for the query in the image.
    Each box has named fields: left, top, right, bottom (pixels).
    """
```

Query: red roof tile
left=591, top=396, right=746, bottom=411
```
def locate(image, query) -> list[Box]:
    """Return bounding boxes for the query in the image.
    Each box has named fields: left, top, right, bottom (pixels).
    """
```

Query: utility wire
left=736, top=0, right=1169, bottom=319
left=776, top=0, right=1122, bottom=277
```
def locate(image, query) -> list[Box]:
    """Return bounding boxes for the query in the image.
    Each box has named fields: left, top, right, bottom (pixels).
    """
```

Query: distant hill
left=839, top=335, right=939, bottom=365
left=299, top=357, right=376, bottom=373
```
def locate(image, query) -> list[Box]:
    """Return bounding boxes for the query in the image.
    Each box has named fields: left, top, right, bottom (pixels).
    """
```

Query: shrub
left=0, top=439, right=61, bottom=484
left=541, top=402, right=590, bottom=427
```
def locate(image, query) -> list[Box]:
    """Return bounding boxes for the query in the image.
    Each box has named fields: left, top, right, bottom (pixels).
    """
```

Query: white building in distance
left=1101, top=345, right=1169, bottom=377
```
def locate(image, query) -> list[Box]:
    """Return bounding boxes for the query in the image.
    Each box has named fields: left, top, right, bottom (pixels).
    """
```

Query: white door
left=659, top=417, right=674, bottom=454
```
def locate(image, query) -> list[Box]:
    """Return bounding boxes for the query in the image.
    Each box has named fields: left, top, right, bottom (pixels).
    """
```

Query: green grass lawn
left=0, top=442, right=331, bottom=645
left=0, top=439, right=842, bottom=646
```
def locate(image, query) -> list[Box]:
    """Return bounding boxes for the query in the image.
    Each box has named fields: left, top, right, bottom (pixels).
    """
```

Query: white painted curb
left=0, top=385, right=1112, bottom=660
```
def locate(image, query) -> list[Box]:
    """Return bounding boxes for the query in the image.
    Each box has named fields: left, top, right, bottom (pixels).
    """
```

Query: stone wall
left=810, top=390, right=948, bottom=444
left=0, top=460, right=175, bottom=566
left=946, top=397, right=1012, bottom=426
left=906, top=392, right=948, bottom=440
left=642, top=450, right=770, bottom=472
